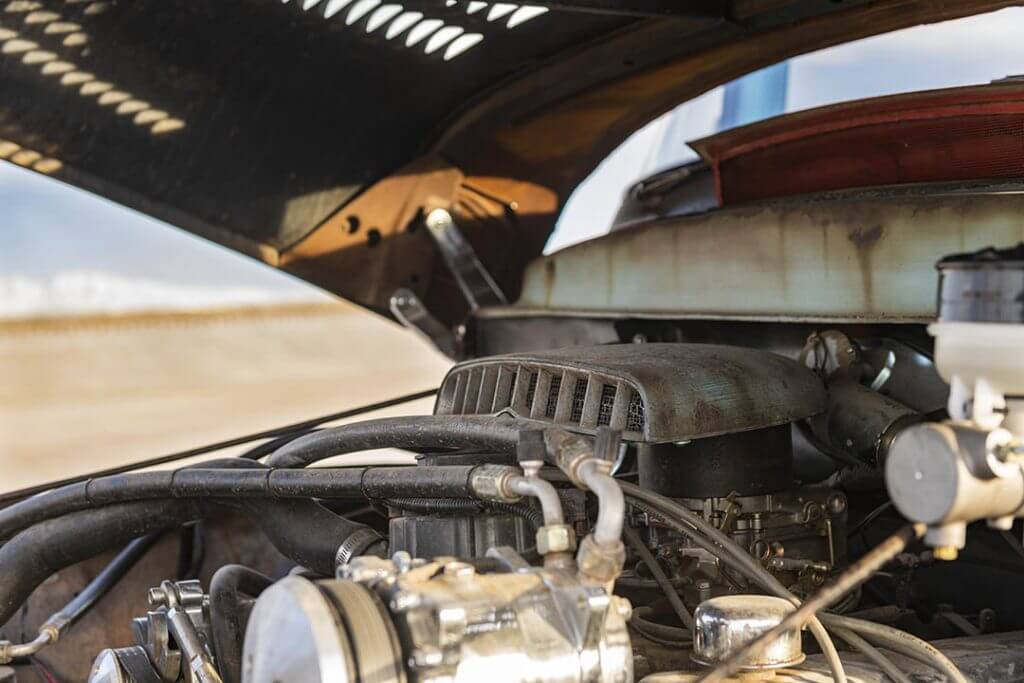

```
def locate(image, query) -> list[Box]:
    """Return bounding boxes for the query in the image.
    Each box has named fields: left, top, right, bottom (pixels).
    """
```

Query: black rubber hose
left=622, top=526, right=693, bottom=629
left=0, top=499, right=203, bottom=625
left=225, top=497, right=387, bottom=570
left=237, top=430, right=320, bottom=461
left=0, top=496, right=383, bottom=625
left=385, top=498, right=544, bottom=528
left=53, top=533, right=160, bottom=632
left=488, top=502, right=544, bottom=529
left=209, top=565, right=273, bottom=683
left=0, top=466, right=488, bottom=542
left=265, top=415, right=522, bottom=469
left=629, top=606, right=692, bottom=644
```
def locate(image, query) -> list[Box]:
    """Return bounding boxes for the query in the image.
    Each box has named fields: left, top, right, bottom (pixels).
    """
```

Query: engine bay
left=3, top=245, right=1024, bottom=683
left=6, top=0, right=1024, bottom=679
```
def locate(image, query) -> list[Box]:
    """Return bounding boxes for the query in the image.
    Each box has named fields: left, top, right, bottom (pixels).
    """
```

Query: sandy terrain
left=0, top=303, right=452, bottom=493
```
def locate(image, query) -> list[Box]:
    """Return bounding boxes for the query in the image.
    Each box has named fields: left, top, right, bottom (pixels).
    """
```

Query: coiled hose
left=385, top=498, right=544, bottom=528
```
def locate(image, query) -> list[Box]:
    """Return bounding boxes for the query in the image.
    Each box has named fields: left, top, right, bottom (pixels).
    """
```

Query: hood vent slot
left=435, top=363, right=647, bottom=437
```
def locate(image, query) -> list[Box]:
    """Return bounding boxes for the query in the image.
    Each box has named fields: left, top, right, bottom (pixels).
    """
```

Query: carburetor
left=241, top=550, right=633, bottom=683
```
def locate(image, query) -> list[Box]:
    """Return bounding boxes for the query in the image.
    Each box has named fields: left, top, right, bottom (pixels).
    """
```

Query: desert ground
left=0, top=302, right=452, bottom=493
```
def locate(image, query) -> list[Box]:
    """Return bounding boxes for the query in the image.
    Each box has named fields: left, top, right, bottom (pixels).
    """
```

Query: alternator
left=241, top=550, right=633, bottom=683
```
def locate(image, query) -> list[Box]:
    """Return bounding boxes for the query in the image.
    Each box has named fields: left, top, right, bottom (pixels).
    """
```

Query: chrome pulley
left=241, top=551, right=633, bottom=683
left=242, top=575, right=403, bottom=683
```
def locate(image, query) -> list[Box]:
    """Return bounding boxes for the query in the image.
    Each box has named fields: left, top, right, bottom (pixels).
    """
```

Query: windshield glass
left=550, top=6, right=1024, bottom=252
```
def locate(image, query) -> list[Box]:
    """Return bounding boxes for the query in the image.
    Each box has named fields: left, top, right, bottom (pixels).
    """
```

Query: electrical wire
left=694, top=524, right=925, bottom=683
left=622, top=526, right=693, bottom=629
left=820, top=614, right=969, bottom=683
left=1000, top=529, right=1024, bottom=562
left=848, top=501, right=895, bottom=539
left=827, top=626, right=912, bottom=683
left=620, top=481, right=849, bottom=683
left=624, top=487, right=955, bottom=683
left=30, top=656, right=61, bottom=683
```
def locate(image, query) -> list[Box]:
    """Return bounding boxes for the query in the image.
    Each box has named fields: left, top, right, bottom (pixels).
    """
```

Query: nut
left=535, top=524, right=577, bottom=555
left=612, top=596, right=634, bottom=620
left=576, top=535, right=626, bottom=585
left=543, top=429, right=593, bottom=487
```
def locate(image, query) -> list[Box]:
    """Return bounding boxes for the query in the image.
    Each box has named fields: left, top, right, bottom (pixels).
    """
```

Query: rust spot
left=847, top=223, right=883, bottom=249
left=544, top=259, right=556, bottom=306
left=847, top=223, right=884, bottom=310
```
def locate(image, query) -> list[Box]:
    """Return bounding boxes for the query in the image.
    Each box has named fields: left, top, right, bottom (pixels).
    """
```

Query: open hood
left=1, top=0, right=1015, bottom=324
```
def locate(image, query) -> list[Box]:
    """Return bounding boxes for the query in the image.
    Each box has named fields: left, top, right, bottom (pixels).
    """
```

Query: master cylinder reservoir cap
left=691, top=596, right=805, bottom=674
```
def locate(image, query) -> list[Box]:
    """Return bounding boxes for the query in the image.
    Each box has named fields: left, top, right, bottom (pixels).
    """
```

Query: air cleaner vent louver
left=433, top=344, right=829, bottom=444
left=434, top=362, right=647, bottom=437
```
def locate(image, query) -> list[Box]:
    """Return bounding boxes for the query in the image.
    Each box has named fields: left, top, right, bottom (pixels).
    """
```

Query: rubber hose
left=620, top=483, right=848, bottom=683
left=237, top=430, right=320, bottom=461
left=630, top=606, right=692, bottom=643
left=209, top=565, right=273, bottom=683
left=385, top=498, right=544, bottom=528
left=821, top=614, right=968, bottom=683
left=828, top=626, right=912, bottom=683
left=58, top=533, right=160, bottom=629
left=0, top=465, right=490, bottom=542
left=0, top=499, right=203, bottom=625
left=622, top=526, right=693, bottom=629
left=0, top=496, right=383, bottom=625
left=265, top=415, right=522, bottom=469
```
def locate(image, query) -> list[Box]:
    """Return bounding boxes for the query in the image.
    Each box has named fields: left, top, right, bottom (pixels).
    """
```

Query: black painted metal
left=637, top=424, right=792, bottom=497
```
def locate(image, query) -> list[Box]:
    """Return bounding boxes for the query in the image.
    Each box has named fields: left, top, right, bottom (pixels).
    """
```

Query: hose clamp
left=336, top=528, right=387, bottom=568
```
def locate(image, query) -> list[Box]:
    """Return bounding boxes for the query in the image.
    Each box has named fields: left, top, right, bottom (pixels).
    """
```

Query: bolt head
left=827, top=493, right=848, bottom=515
left=146, top=588, right=167, bottom=607
left=612, top=596, right=633, bottom=620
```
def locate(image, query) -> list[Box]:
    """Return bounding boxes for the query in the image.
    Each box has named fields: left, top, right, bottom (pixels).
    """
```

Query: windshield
left=550, top=6, right=1024, bottom=252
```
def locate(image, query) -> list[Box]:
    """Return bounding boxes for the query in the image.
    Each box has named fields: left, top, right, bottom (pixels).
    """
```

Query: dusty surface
left=0, top=303, right=452, bottom=493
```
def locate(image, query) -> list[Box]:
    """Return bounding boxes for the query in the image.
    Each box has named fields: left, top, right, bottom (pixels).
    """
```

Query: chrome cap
left=692, top=595, right=804, bottom=671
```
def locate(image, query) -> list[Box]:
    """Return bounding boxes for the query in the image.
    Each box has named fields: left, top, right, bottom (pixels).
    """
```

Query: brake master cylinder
left=886, top=244, right=1024, bottom=555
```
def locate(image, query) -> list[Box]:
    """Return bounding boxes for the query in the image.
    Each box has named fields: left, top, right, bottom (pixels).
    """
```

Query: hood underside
left=1, top=0, right=1016, bottom=324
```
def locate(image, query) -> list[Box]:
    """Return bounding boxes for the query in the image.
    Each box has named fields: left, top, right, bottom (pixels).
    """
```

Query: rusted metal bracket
left=424, top=208, right=508, bottom=311
left=390, top=288, right=458, bottom=358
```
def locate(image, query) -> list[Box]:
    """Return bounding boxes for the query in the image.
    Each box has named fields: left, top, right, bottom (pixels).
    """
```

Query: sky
left=0, top=164, right=330, bottom=317
left=3, top=7, right=1024, bottom=315
left=550, top=6, right=1024, bottom=251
